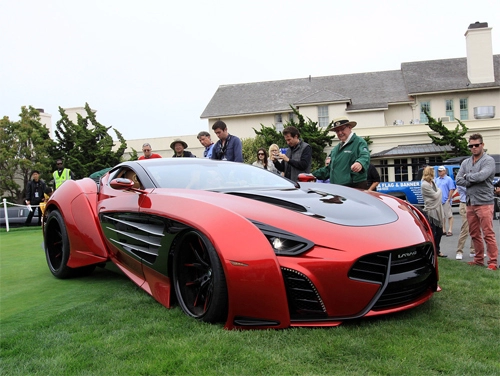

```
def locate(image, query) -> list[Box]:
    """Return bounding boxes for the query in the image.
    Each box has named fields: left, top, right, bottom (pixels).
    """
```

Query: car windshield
left=144, top=160, right=297, bottom=191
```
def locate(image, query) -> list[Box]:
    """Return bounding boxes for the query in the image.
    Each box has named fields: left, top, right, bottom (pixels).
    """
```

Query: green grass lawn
left=1, top=228, right=499, bottom=375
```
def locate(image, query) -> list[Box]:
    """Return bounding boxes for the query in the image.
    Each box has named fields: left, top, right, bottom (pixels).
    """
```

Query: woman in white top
left=253, top=148, right=278, bottom=174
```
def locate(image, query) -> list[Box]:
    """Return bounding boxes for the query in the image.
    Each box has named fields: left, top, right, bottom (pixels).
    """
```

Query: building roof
left=371, top=143, right=453, bottom=158
left=294, top=89, right=350, bottom=105
left=200, top=55, right=500, bottom=119
left=201, top=70, right=411, bottom=118
left=402, top=55, right=500, bottom=94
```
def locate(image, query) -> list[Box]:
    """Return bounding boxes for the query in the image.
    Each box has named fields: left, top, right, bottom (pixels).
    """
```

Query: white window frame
left=420, top=101, right=430, bottom=123
left=460, top=98, right=468, bottom=120
left=317, top=106, right=329, bottom=128
left=445, top=99, right=454, bottom=120
left=274, top=114, right=283, bottom=132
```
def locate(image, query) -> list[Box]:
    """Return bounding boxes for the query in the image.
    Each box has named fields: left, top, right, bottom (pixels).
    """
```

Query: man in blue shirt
left=210, top=120, right=243, bottom=162
left=435, top=165, right=456, bottom=236
left=197, top=131, right=215, bottom=158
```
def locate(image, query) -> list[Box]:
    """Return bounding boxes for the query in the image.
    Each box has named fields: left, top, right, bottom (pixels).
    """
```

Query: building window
left=445, top=99, right=454, bottom=120
left=378, top=160, right=388, bottom=182
left=460, top=98, right=468, bottom=120
left=394, top=158, right=409, bottom=182
left=411, top=158, right=427, bottom=180
left=288, top=112, right=295, bottom=123
left=420, top=102, right=430, bottom=123
left=274, top=114, right=283, bottom=132
left=427, top=156, right=443, bottom=165
left=318, top=106, right=329, bottom=127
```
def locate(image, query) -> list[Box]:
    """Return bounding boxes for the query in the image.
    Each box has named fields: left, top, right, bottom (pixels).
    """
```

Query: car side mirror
left=110, top=178, right=135, bottom=190
left=297, top=173, right=317, bottom=182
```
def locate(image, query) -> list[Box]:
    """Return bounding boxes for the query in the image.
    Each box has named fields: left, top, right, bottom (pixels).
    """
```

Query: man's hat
left=331, top=117, right=357, bottom=130
left=438, top=166, right=446, bottom=171
left=170, top=139, right=188, bottom=150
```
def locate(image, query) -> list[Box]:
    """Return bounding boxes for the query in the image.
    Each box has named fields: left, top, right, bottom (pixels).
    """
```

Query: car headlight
left=251, top=220, right=314, bottom=256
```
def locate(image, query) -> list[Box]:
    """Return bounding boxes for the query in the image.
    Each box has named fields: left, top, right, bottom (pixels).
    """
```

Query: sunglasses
left=258, top=153, right=265, bottom=156
left=143, top=149, right=151, bottom=152
left=467, top=143, right=482, bottom=149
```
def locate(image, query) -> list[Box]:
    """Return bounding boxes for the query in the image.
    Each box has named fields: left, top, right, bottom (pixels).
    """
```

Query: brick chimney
left=465, top=21, right=494, bottom=84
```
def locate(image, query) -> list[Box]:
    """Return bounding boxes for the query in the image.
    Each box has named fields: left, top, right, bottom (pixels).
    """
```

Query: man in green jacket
left=312, top=117, right=370, bottom=188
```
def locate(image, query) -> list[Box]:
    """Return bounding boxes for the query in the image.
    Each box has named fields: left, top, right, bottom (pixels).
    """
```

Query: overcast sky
left=1, top=0, right=499, bottom=141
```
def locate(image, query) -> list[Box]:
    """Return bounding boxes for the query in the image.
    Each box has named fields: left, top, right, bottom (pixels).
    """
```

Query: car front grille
left=349, top=242, right=437, bottom=310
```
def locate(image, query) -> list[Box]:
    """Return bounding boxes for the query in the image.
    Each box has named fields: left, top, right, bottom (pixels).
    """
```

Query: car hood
left=221, top=182, right=399, bottom=227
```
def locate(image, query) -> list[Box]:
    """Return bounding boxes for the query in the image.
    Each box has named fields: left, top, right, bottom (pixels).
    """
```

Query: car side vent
left=101, top=213, right=165, bottom=264
left=281, top=267, right=327, bottom=319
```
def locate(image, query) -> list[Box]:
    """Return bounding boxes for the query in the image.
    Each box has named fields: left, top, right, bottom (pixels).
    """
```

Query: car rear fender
left=47, top=179, right=109, bottom=268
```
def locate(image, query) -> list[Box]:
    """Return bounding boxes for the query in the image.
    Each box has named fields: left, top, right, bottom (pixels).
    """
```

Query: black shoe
left=438, top=253, right=448, bottom=258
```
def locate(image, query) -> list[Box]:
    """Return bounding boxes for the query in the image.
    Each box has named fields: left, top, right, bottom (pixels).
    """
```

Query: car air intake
left=281, top=267, right=327, bottom=319
left=349, top=243, right=437, bottom=310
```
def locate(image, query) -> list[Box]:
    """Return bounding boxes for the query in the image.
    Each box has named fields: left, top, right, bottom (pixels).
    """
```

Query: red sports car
left=43, top=158, right=439, bottom=330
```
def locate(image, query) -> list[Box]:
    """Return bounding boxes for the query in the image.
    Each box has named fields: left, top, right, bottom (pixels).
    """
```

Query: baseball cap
left=438, top=166, right=446, bottom=171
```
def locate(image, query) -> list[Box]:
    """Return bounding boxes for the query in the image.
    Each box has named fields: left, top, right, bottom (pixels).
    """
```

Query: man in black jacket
left=24, top=170, right=47, bottom=226
left=272, top=126, right=312, bottom=182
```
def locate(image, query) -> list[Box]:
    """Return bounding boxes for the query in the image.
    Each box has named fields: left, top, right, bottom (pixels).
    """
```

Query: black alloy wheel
left=44, top=210, right=95, bottom=278
left=173, top=230, right=228, bottom=323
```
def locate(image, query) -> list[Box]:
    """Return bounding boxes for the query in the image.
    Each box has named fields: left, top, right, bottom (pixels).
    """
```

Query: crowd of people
left=22, top=119, right=499, bottom=271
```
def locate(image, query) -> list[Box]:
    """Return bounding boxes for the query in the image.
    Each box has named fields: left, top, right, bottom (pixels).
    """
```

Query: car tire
left=44, top=210, right=92, bottom=279
left=172, top=230, right=228, bottom=323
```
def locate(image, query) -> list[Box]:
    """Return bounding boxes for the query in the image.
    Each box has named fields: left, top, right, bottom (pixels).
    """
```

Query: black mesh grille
left=373, top=276, right=433, bottom=309
left=281, top=268, right=327, bottom=319
left=349, top=253, right=390, bottom=284
left=349, top=242, right=437, bottom=311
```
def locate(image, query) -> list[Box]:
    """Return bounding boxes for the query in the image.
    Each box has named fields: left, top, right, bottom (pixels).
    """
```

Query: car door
left=97, top=167, right=153, bottom=282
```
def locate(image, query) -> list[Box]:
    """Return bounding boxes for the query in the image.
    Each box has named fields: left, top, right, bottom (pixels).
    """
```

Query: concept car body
left=43, top=158, right=439, bottom=329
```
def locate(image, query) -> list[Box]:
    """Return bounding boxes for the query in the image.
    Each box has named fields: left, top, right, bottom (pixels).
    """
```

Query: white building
left=200, top=21, right=499, bottom=180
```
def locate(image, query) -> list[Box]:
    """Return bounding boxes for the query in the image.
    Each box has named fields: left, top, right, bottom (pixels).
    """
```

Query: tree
left=252, top=105, right=336, bottom=170
left=363, top=136, right=373, bottom=153
left=128, top=148, right=139, bottom=161
left=425, top=109, right=471, bottom=158
left=0, top=107, right=56, bottom=203
left=53, top=103, right=127, bottom=178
